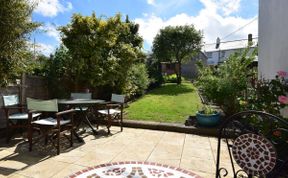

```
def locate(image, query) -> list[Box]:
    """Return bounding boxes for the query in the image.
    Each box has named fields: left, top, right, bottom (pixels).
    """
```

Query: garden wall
left=0, top=75, right=49, bottom=129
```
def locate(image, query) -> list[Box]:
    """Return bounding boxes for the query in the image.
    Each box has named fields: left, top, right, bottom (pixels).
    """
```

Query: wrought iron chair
left=97, top=94, right=125, bottom=134
left=27, top=98, right=75, bottom=155
left=216, top=110, right=288, bottom=178
left=2, top=95, right=41, bottom=143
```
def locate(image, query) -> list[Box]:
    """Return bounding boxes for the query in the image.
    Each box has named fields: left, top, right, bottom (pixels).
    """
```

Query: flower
left=277, top=70, right=287, bottom=78
left=273, top=130, right=282, bottom=137
left=278, top=95, right=288, bottom=104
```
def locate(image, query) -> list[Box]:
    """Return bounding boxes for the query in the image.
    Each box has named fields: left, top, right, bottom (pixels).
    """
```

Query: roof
left=203, top=38, right=258, bottom=52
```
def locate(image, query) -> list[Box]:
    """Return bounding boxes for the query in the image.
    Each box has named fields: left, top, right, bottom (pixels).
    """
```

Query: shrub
left=146, top=54, right=163, bottom=89
left=45, top=46, right=72, bottom=98
left=196, top=47, right=257, bottom=116
left=125, top=63, right=150, bottom=98
left=60, top=13, right=143, bottom=91
left=163, top=74, right=178, bottom=83
left=240, top=71, right=288, bottom=116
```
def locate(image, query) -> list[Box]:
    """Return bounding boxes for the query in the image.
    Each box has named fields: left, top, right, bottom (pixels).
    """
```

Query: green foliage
left=60, top=13, right=144, bottom=92
left=0, top=0, right=39, bottom=86
left=146, top=54, right=163, bottom=88
left=196, top=48, right=257, bottom=116
left=125, top=63, right=150, bottom=97
left=163, top=74, right=185, bottom=83
left=45, top=45, right=72, bottom=98
left=198, top=105, right=217, bottom=115
left=125, top=81, right=202, bottom=123
left=240, top=75, right=288, bottom=116
left=24, top=55, right=50, bottom=76
left=163, top=74, right=178, bottom=83
left=152, top=25, right=202, bottom=84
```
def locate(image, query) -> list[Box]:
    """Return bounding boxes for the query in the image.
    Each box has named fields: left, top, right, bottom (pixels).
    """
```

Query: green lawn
left=125, top=81, right=202, bottom=123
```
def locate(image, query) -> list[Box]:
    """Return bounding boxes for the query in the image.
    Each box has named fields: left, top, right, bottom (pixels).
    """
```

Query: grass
left=125, top=81, right=202, bottom=123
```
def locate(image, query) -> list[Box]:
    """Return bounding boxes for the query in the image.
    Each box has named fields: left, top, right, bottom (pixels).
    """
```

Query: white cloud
left=39, top=23, right=61, bottom=42
left=33, top=43, right=55, bottom=56
left=147, top=0, right=156, bottom=5
left=33, top=0, right=73, bottom=17
left=217, top=0, right=241, bottom=16
left=135, top=0, right=258, bottom=50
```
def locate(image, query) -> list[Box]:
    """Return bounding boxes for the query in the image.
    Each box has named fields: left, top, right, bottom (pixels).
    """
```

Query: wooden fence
left=0, top=75, right=49, bottom=129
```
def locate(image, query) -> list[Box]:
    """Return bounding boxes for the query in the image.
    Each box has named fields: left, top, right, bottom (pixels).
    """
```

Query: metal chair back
left=216, top=110, right=288, bottom=178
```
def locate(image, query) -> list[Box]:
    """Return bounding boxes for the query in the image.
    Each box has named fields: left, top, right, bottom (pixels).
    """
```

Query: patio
left=0, top=127, right=231, bottom=178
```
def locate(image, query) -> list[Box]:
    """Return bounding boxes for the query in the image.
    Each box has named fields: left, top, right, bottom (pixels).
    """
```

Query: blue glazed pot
left=196, top=111, right=220, bottom=127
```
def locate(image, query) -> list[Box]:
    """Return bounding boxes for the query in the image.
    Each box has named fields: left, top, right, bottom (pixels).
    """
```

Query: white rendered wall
left=259, top=0, right=288, bottom=79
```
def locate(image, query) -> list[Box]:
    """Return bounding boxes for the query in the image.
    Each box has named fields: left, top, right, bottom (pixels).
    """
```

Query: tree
left=152, top=25, right=202, bottom=84
left=0, top=0, right=39, bottom=86
left=60, top=13, right=144, bottom=93
left=45, top=45, right=72, bottom=98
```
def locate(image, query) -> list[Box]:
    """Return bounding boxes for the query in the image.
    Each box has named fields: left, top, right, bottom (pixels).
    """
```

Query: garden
left=1, top=1, right=288, bottom=177
left=1, top=0, right=288, bottom=125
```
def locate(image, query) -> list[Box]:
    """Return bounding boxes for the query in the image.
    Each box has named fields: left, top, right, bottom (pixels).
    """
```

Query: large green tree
left=60, top=13, right=144, bottom=92
left=0, top=0, right=39, bottom=86
left=152, top=25, right=202, bottom=84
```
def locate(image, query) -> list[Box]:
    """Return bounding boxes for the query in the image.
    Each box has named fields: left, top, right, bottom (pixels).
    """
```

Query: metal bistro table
left=58, top=99, right=106, bottom=142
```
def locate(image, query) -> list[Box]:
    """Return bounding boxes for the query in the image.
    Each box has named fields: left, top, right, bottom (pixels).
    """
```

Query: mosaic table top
left=68, top=161, right=202, bottom=178
left=232, top=133, right=277, bottom=176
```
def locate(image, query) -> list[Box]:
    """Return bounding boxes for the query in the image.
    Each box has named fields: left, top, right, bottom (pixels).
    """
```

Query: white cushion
left=98, top=109, right=121, bottom=115
left=9, top=113, right=41, bottom=120
left=74, top=107, right=88, bottom=111
left=32, top=117, right=70, bottom=126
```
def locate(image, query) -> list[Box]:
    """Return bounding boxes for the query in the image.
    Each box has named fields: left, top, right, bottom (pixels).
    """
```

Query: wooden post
left=20, top=74, right=26, bottom=105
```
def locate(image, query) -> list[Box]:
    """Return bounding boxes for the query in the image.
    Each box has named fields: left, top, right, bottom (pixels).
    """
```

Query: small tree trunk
left=177, top=61, right=182, bottom=84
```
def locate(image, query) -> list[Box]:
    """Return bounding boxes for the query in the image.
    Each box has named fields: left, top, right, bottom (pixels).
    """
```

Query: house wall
left=259, top=0, right=288, bottom=79
left=205, top=51, right=219, bottom=65
left=205, top=47, right=256, bottom=65
left=182, top=53, right=207, bottom=79
left=181, top=59, right=202, bottom=79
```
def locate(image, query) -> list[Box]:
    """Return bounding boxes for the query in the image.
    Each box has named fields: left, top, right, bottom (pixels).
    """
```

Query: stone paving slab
left=0, top=127, right=229, bottom=178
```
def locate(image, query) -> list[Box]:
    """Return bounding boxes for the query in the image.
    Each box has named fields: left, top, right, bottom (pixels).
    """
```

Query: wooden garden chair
left=27, top=98, right=75, bottom=155
left=2, top=95, right=41, bottom=143
left=97, top=94, right=125, bottom=134
left=70, top=92, right=92, bottom=111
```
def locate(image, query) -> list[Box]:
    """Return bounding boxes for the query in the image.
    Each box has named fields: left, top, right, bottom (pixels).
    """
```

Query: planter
left=196, top=111, right=220, bottom=127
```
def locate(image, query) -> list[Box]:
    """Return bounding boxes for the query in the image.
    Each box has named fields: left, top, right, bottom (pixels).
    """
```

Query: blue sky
left=31, top=0, right=258, bottom=55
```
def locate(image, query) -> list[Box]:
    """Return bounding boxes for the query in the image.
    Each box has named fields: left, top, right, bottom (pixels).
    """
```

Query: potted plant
left=196, top=105, right=220, bottom=127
